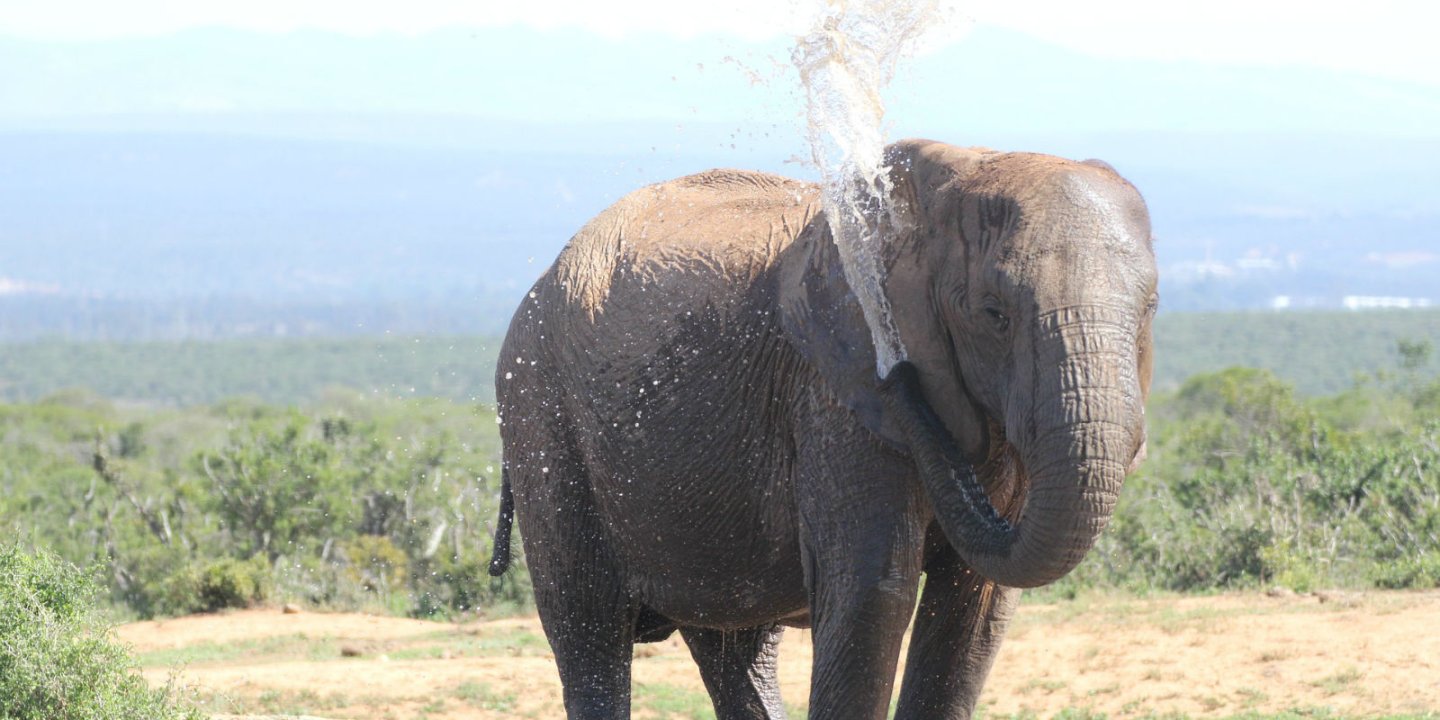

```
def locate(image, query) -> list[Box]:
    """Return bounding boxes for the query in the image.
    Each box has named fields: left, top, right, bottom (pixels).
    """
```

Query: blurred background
left=2, top=5, right=1439, bottom=717
left=1, top=0, right=1437, bottom=635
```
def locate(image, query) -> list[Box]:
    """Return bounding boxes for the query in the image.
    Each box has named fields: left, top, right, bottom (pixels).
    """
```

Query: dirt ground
left=120, top=590, right=1440, bottom=719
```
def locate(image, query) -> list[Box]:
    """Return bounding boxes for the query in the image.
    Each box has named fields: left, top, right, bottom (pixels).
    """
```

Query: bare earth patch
left=121, top=590, right=1440, bottom=718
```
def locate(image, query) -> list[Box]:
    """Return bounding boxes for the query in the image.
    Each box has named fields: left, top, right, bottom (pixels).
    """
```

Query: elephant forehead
left=987, top=172, right=1154, bottom=298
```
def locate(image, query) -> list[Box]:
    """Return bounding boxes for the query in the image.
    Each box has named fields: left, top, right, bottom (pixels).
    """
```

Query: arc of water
left=792, top=0, right=946, bottom=377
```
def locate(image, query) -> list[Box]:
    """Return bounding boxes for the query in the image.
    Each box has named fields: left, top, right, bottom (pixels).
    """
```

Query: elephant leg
left=539, top=573, right=636, bottom=719
left=796, top=392, right=929, bottom=720
left=803, top=525, right=925, bottom=720
left=525, top=499, right=636, bottom=718
left=509, top=434, right=635, bottom=717
left=681, top=625, right=788, bottom=720
left=894, top=540, right=1021, bottom=719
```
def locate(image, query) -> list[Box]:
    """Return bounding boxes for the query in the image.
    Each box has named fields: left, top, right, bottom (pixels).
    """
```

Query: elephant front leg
left=796, top=391, right=930, bottom=720
left=803, top=532, right=925, bottom=720
left=894, top=542, right=1021, bottom=719
left=681, top=624, right=788, bottom=720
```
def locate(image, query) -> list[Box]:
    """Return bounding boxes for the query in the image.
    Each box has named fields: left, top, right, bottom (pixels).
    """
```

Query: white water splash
left=792, top=0, right=956, bottom=377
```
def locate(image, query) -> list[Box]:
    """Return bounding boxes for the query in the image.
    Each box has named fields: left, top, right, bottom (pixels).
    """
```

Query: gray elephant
left=487, top=139, right=1157, bottom=719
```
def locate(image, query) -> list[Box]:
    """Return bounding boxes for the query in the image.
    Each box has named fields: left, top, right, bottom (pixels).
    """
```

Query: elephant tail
left=487, top=469, right=515, bottom=577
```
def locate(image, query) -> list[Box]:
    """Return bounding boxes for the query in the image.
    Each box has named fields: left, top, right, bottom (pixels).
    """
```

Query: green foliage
left=189, top=557, right=273, bottom=613
left=342, top=535, right=409, bottom=594
left=0, top=391, right=525, bottom=620
left=1370, top=550, right=1440, bottom=590
left=200, top=413, right=357, bottom=561
left=3, top=324, right=1439, bottom=623
left=1060, top=353, right=1440, bottom=595
left=0, top=545, right=201, bottom=720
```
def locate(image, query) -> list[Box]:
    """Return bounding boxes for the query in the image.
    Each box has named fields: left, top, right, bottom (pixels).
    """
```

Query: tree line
left=2, top=310, right=1436, bottom=406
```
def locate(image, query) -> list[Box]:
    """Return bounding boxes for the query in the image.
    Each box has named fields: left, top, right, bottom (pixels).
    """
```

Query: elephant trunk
left=879, top=306, right=1142, bottom=589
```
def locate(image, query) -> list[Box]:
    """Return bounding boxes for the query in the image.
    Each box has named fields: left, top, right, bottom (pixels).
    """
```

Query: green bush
left=1371, top=550, right=1440, bottom=590
left=0, top=545, right=201, bottom=720
left=342, top=535, right=409, bottom=594
left=196, top=556, right=272, bottom=612
left=1057, top=363, right=1440, bottom=595
left=413, top=553, right=532, bottom=618
left=0, top=389, right=523, bottom=620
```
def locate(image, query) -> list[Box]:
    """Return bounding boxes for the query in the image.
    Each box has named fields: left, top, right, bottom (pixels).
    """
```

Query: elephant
left=486, top=139, right=1157, bottom=719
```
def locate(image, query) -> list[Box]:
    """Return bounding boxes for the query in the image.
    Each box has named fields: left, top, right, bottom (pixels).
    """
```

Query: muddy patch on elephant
left=122, top=590, right=1440, bottom=718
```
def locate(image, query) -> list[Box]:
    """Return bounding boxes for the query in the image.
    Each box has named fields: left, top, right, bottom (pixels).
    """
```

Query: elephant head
left=779, top=139, right=1157, bottom=588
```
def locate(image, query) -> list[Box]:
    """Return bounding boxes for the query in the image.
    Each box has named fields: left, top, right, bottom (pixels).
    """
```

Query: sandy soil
left=120, top=590, right=1440, bottom=718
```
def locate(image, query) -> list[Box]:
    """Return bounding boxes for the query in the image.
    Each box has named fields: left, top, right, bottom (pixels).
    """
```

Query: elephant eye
left=1145, top=293, right=1160, bottom=318
left=982, top=301, right=1009, bottom=331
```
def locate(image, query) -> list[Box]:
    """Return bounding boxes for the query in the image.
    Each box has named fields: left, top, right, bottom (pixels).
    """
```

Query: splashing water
left=792, top=0, right=951, bottom=377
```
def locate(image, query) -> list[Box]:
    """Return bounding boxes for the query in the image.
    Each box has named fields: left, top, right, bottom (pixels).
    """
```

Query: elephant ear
left=777, top=211, right=905, bottom=448
left=775, top=139, right=934, bottom=448
left=778, top=138, right=995, bottom=457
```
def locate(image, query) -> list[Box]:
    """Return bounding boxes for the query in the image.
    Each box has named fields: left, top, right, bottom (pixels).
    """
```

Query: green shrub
left=1260, top=539, right=1325, bottom=593
left=0, top=391, right=522, bottom=620
left=142, top=556, right=272, bottom=617
left=342, top=535, right=409, bottom=594
left=413, top=553, right=532, bottom=618
left=0, top=545, right=201, bottom=720
left=197, top=556, right=272, bottom=612
left=1371, top=551, right=1440, bottom=589
left=1062, top=363, right=1440, bottom=595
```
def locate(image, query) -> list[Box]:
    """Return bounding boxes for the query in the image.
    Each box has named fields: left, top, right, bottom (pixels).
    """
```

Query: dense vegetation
left=2, top=310, right=1437, bottom=406
left=0, top=545, right=201, bottom=719
left=0, top=390, right=525, bottom=620
left=0, top=333, right=1436, bottom=624
left=1056, top=340, right=1440, bottom=595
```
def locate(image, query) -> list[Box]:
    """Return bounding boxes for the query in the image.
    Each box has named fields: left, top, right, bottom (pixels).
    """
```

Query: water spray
left=792, top=0, right=953, bottom=377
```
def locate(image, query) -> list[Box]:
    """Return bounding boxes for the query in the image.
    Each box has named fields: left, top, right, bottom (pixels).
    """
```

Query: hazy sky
left=1, top=0, right=1436, bottom=87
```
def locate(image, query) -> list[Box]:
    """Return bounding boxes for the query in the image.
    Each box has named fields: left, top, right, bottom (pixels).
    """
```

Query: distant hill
left=0, top=25, right=1436, bottom=334
left=0, top=128, right=1435, bottom=341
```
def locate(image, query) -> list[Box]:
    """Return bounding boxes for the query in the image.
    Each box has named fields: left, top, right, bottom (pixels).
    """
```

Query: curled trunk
left=879, top=312, right=1140, bottom=588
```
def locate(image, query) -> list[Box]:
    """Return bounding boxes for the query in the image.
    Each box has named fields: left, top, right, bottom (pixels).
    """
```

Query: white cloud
left=0, top=277, right=60, bottom=296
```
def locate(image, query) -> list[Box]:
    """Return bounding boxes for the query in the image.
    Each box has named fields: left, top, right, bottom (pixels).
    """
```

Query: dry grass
left=119, top=589, right=1440, bottom=719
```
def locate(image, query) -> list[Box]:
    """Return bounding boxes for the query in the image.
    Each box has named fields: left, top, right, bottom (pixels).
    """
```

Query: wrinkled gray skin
left=489, top=140, right=1157, bottom=719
